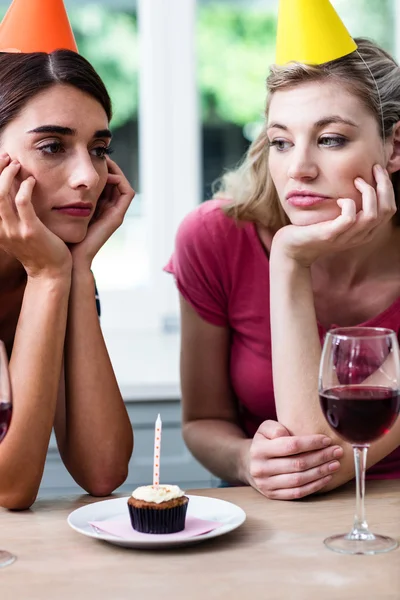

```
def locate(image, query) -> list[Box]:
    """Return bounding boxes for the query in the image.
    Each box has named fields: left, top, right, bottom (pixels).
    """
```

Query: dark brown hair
left=0, top=49, right=112, bottom=134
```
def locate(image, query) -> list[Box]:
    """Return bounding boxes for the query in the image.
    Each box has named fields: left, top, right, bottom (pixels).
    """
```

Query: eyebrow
left=27, top=125, right=112, bottom=138
left=267, top=116, right=359, bottom=131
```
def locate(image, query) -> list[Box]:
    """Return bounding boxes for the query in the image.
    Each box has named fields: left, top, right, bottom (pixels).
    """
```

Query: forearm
left=270, top=248, right=333, bottom=435
left=183, top=419, right=251, bottom=484
left=0, top=276, right=71, bottom=508
left=269, top=254, right=400, bottom=490
left=62, top=268, right=133, bottom=495
left=269, top=251, right=362, bottom=489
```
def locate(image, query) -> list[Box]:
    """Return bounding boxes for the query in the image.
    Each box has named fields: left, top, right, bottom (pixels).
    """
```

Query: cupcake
left=127, top=484, right=189, bottom=534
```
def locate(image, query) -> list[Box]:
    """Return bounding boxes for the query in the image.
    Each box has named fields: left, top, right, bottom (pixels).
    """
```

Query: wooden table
left=1, top=480, right=399, bottom=599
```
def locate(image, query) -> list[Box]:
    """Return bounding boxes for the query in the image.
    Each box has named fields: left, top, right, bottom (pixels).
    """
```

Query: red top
left=165, top=199, right=400, bottom=479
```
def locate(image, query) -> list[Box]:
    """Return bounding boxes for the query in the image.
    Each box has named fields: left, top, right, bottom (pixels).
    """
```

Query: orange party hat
left=0, top=0, right=78, bottom=54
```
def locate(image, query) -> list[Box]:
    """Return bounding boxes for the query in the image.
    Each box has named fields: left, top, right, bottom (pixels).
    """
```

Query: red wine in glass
left=319, top=386, right=400, bottom=444
left=0, top=341, right=15, bottom=568
left=319, top=327, right=400, bottom=555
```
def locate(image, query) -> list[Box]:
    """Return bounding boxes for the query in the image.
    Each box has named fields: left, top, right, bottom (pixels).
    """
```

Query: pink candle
left=153, top=413, right=162, bottom=488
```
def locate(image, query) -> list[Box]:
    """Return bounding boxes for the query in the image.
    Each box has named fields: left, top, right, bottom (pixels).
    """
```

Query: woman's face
left=0, top=83, right=111, bottom=243
left=267, top=80, right=386, bottom=226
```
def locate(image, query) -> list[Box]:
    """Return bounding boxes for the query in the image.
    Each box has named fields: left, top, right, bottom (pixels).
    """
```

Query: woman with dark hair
left=0, top=47, right=134, bottom=509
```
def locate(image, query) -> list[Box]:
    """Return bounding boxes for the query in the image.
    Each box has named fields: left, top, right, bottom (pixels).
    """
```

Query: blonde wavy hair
left=215, top=38, right=400, bottom=230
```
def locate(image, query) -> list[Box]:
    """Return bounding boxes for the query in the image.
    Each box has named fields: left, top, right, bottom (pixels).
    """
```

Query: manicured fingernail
left=375, top=164, right=383, bottom=173
left=354, top=177, right=363, bottom=184
left=11, top=160, right=19, bottom=166
left=329, top=461, right=340, bottom=471
left=333, top=447, right=343, bottom=458
left=322, top=437, right=331, bottom=446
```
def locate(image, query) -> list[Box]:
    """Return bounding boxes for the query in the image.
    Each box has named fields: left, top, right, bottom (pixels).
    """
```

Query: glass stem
left=352, top=445, right=369, bottom=534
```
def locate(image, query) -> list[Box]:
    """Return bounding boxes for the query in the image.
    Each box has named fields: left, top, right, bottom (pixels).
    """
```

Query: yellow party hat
left=276, top=0, right=357, bottom=66
left=0, top=0, right=78, bottom=54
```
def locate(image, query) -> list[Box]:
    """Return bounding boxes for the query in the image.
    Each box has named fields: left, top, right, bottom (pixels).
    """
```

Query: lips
left=286, top=191, right=332, bottom=208
left=53, top=203, right=93, bottom=218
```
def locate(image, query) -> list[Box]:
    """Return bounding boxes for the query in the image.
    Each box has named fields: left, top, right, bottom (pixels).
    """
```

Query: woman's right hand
left=246, top=420, right=343, bottom=500
left=270, top=165, right=396, bottom=268
left=0, top=155, right=72, bottom=279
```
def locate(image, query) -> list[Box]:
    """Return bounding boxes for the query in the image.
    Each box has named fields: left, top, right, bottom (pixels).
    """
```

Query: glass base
left=324, top=531, right=398, bottom=555
left=0, top=550, right=16, bottom=568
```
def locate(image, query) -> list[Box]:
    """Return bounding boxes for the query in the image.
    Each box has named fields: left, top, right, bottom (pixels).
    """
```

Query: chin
left=288, top=208, right=341, bottom=227
left=50, top=224, right=89, bottom=244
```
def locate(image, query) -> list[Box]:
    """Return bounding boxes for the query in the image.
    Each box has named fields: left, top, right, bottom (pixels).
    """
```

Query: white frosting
left=131, top=484, right=185, bottom=504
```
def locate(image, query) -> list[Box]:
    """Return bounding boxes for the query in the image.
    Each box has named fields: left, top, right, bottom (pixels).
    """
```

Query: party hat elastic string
left=356, top=50, right=386, bottom=154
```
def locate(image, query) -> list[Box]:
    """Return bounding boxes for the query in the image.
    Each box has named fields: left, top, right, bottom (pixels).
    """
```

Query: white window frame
left=99, top=0, right=200, bottom=335
left=395, top=0, right=400, bottom=61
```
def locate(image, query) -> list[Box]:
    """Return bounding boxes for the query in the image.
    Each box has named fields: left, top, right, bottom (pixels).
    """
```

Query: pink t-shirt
left=165, top=199, right=400, bottom=479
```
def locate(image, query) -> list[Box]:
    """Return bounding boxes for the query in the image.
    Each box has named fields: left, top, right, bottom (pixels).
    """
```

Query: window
left=0, top=0, right=397, bottom=395
left=72, top=0, right=200, bottom=336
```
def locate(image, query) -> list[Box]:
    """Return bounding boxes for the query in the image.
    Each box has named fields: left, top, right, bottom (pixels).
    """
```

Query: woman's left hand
left=70, top=157, right=135, bottom=270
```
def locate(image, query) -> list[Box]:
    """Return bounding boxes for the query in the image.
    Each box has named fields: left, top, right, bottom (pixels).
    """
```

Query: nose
left=68, top=152, right=101, bottom=190
left=287, top=145, right=318, bottom=181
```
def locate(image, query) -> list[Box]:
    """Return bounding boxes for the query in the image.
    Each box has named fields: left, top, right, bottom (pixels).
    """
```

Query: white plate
left=67, top=495, right=246, bottom=549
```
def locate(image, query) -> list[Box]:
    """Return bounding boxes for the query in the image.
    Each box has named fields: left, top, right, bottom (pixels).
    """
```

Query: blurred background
left=59, top=0, right=396, bottom=399
left=1, top=0, right=396, bottom=491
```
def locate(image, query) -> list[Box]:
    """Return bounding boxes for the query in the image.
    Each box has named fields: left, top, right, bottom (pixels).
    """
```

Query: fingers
left=354, top=177, right=377, bottom=222
left=327, top=165, right=394, bottom=246
left=336, top=197, right=356, bottom=221
left=265, top=459, right=339, bottom=489
left=105, top=155, right=124, bottom=176
left=373, top=164, right=397, bottom=219
left=100, top=158, right=135, bottom=222
left=353, top=166, right=396, bottom=228
left=106, top=173, right=120, bottom=185
left=14, top=177, right=36, bottom=224
left=249, top=429, right=343, bottom=500
left=259, top=445, right=343, bottom=477
left=0, top=159, right=20, bottom=197
left=0, top=153, right=10, bottom=170
left=0, top=160, right=21, bottom=224
left=254, top=434, right=332, bottom=460
left=105, top=156, right=134, bottom=198
left=260, top=475, right=333, bottom=500
left=313, top=199, right=356, bottom=243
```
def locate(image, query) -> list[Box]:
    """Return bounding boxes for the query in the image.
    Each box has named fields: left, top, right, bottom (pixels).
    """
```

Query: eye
left=38, top=141, right=64, bottom=155
left=268, top=139, right=292, bottom=152
left=91, top=146, right=114, bottom=159
left=318, top=136, right=347, bottom=148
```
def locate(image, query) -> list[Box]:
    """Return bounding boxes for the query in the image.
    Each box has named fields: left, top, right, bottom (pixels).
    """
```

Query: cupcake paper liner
left=128, top=500, right=189, bottom=534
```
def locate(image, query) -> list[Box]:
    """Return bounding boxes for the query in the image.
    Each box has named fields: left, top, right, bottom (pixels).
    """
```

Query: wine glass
left=0, top=341, right=15, bottom=567
left=319, top=327, right=400, bottom=555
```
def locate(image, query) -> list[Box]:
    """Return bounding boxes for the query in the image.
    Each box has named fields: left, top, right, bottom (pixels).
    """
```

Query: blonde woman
left=166, top=38, right=400, bottom=499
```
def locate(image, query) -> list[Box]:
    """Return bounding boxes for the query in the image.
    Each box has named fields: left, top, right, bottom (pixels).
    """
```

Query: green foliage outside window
left=0, top=0, right=395, bottom=130
left=69, top=6, right=138, bottom=129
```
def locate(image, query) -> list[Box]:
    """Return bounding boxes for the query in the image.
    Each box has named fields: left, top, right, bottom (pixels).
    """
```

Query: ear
left=386, top=121, right=400, bottom=174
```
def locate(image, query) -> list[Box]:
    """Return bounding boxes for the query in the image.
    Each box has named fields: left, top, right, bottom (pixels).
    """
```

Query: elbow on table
left=83, top=465, right=130, bottom=498
left=0, top=489, right=38, bottom=511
